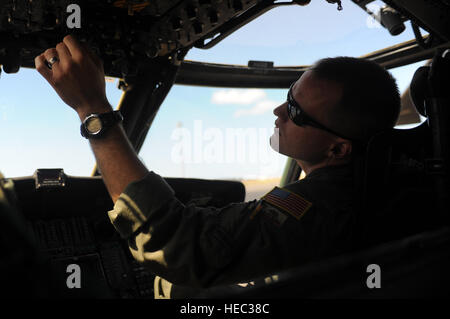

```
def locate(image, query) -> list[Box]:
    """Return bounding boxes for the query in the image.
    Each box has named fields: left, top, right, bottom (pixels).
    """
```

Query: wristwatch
left=80, top=110, right=123, bottom=139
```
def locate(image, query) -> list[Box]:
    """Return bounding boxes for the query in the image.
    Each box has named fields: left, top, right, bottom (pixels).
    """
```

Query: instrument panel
left=11, top=169, right=245, bottom=298
left=0, top=0, right=263, bottom=77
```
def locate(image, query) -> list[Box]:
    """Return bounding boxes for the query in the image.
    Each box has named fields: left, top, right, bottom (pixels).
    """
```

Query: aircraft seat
left=353, top=50, right=450, bottom=249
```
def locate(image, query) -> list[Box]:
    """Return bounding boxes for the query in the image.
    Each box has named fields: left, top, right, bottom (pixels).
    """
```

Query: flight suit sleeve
left=107, top=171, right=319, bottom=288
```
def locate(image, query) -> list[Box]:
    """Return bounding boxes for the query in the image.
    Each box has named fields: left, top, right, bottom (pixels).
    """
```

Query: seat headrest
left=410, top=50, right=450, bottom=118
left=410, top=66, right=429, bottom=118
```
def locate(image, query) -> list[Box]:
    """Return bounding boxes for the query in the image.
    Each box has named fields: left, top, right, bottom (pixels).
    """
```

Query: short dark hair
left=310, top=56, right=401, bottom=142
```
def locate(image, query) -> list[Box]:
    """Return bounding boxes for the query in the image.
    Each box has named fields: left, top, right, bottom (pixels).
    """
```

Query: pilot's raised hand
left=35, top=35, right=112, bottom=118
left=35, top=34, right=148, bottom=204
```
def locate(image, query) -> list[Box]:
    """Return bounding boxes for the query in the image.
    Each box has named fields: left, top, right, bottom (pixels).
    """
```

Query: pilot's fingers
left=55, top=42, right=72, bottom=64
left=63, top=34, right=83, bottom=60
left=35, top=54, right=53, bottom=82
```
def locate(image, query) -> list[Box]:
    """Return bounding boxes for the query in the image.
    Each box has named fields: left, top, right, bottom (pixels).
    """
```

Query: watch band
left=80, top=110, right=123, bottom=139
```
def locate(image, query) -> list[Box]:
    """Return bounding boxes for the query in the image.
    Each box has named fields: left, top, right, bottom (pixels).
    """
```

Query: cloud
left=234, top=100, right=279, bottom=118
left=211, top=89, right=266, bottom=105
left=211, top=88, right=278, bottom=118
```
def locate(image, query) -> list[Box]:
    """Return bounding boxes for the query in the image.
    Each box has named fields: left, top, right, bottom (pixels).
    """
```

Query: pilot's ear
left=329, top=141, right=352, bottom=159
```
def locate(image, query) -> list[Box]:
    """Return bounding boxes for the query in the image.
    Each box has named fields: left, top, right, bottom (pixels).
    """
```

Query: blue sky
left=0, top=0, right=426, bottom=179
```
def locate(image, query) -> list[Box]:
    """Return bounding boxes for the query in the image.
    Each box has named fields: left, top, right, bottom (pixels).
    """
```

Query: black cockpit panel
left=9, top=170, right=245, bottom=298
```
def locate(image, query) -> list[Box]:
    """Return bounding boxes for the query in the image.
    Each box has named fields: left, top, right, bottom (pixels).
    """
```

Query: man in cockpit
left=35, top=35, right=401, bottom=298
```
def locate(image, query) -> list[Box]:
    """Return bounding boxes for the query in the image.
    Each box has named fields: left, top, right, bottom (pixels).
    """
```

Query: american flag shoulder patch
left=261, top=187, right=312, bottom=220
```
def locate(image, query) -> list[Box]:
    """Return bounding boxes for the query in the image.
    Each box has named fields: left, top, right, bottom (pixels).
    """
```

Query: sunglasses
left=286, top=83, right=352, bottom=140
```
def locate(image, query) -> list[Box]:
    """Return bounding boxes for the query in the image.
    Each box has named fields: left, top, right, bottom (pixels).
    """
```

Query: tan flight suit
left=107, top=164, right=356, bottom=298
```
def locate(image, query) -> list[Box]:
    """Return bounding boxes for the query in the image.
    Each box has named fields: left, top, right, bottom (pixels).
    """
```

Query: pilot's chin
left=270, top=129, right=282, bottom=153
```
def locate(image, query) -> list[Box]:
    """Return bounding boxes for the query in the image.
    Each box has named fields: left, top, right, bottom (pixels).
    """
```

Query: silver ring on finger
left=45, top=56, right=59, bottom=70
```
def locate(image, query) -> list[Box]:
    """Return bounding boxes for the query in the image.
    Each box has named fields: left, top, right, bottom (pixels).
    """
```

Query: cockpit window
left=186, top=1, right=422, bottom=65
left=0, top=68, right=122, bottom=177
left=139, top=85, right=287, bottom=198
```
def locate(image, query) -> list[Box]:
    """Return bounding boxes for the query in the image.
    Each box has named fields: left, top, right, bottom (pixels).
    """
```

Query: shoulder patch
left=261, top=187, right=312, bottom=221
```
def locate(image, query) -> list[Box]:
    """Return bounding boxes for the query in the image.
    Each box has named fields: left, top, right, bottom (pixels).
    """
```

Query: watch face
left=86, top=117, right=102, bottom=134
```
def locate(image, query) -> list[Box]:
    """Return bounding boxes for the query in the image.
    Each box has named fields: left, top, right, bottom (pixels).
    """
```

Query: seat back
left=354, top=51, right=450, bottom=248
left=356, top=124, right=438, bottom=247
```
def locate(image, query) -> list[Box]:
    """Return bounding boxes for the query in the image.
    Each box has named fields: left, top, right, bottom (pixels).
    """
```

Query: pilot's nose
left=273, top=102, right=288, bottom=119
